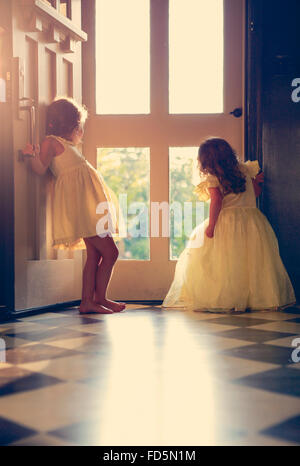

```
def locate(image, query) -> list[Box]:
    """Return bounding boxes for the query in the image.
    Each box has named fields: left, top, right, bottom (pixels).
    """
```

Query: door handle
left=18, top=97, right=37, bottom=161
left=230, top=107, right=243, bottom=118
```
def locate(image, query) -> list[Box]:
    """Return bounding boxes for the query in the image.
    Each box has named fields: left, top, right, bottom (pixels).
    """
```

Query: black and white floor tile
left=0, top=304, right=299, bottom=446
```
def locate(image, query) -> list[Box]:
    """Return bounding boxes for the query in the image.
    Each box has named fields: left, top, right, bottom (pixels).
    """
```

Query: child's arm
left=252, top=171, right=264, bottom=197
left=24, top=138, right=56, bottom=176
left=205, top=187, right=223, bottom=238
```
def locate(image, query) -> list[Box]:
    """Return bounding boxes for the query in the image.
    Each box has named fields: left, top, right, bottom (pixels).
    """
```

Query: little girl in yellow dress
left=24, top=97, right=125, bottom=315
left=163, top=138, right=296, bottom=313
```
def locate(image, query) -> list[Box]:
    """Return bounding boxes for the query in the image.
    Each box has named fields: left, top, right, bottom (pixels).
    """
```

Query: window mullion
left=150, top=0, right=169, bottom=118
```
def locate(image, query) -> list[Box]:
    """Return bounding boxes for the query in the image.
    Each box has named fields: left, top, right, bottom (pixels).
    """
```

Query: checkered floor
left=0, top=304, right=299, bottom=446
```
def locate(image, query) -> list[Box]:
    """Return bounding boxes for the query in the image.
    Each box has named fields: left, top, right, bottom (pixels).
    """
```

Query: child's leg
left=80, top=238, right=113, bottom=314
left=86, top=235, right=126, bottom=312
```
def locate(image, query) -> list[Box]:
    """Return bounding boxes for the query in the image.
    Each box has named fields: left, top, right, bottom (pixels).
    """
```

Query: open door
left=82, top=0, right=245, bottom=300
left=245, top=0, right=300, bottom=300
left=1, top=0, right=87, bottom=313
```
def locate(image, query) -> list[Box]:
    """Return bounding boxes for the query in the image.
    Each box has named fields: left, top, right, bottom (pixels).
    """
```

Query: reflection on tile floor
left=0, top=304, right=299, bottom=446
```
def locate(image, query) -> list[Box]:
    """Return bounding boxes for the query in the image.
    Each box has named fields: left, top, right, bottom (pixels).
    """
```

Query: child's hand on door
left=22, top=143, right=40, bottom=157
left=255, top=171, right=264, bottom=185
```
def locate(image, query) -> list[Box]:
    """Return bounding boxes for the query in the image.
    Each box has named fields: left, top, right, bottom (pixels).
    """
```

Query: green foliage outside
left=97, top=147, right=150, bottom=260
left=98, top=147, right=209, bottom=261
left=170, top=153, right=209, bottom=259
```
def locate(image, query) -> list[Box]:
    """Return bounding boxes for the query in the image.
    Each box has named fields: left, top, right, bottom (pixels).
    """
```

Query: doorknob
left=230, top=107, right=243, bottom=118
left=18, top=97, right=37, bottom=161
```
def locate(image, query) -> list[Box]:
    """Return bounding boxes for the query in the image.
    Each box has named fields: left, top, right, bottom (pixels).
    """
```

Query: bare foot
left=96, top=299, right=126, bottom=313
left=79, top=300, right=113, bottom=314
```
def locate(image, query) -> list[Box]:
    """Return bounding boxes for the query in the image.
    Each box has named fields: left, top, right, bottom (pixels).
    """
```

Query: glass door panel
left=169, top=147, right=209, bottom=259
left=84, top=0, right=244, bottom=300
left=96, top=0, right=150, bottom=114
left=169, top=0, right=224, bottom=114
left=97, top=147, right=150, bottom=260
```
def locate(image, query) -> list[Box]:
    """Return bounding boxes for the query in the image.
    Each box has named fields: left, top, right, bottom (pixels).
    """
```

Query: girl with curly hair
left=23, top=97, right=125, bottom=315
left=163, top=137, right=295, bottom=313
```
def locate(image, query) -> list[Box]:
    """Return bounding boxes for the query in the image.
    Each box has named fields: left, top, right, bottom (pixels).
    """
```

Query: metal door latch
left=18, top=97, right=36, bottom=161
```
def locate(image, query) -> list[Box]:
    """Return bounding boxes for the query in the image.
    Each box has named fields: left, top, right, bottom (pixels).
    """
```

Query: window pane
left=96, top=0, right=150, bottom=114
left=169, top=0, right=224, bottom=114
left=169, top=147, right=209, bottom=260
left=59, top=1, right=71, bottom=18
left=97, top=148, right=150, bottom=260
left=42, top=0, right=55, bottom=7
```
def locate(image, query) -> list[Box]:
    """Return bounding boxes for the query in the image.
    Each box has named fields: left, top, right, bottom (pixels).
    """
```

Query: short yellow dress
left=162, top=160, right=296, bottom=312
left=48, top=135, right=118, bottom=250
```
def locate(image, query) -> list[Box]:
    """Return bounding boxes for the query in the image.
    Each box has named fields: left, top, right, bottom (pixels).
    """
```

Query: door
left=246, top=0, right=300, bottom=299
left=0, top=7, right=14, bottom=312
left=82, top=0, right=245, bottom=300
left=5, top=0, right=87, bottom=312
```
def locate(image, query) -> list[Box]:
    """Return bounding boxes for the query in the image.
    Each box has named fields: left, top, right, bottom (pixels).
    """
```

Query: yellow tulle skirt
left=52, top=164, right=120, bottom=250
left=162, top=207, right=296, bottom=312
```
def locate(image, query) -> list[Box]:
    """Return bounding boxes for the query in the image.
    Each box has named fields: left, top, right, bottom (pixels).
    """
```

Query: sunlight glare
left=96, top=0, right=150, bottom=114
left=98, top=313, right=216, bottom=445
left=169, top=0, right=224, bottom=114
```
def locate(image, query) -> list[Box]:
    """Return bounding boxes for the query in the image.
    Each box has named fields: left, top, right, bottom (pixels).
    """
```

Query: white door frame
left=82, top=0, right=245, bottom=300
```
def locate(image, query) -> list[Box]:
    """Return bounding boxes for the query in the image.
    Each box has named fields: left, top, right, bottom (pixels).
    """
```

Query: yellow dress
left=48, top=135, right=118, bottom=250
left=162, top=161, right=296, bottom=312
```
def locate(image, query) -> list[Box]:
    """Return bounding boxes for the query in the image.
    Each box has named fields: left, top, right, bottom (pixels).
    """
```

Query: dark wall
left=260, top=0, right=300, bottom=299
left=245, top=0, right=300, bottom=300
left=0, top=0, right=14, bottom=311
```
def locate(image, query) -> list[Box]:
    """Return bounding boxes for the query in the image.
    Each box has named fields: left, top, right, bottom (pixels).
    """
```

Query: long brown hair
left=198, top=138, right=246, bottom=195
left=46, top=97, right=88, bottom=138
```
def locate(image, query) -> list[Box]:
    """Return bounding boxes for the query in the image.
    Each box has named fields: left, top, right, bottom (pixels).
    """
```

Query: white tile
left=16, top=353, right=109, bottom=381
left=195, top=336, right=255, bottom=352
left=0, top=362, right=13, bottom=370
left=0, top=322, right=57, bottom=335
left=250, top=321, right=300, bottom=334
left=45, top=335, right=97, bottom=351
left=0, top=324, right=14, bottom=333
left=67, top=323, right=106, bottom=334
left=185, top=322, right=239, bottom=334
left=0, top=336, right=35, bottom=349
left=20, top=313, right=67, bottom=322
left=236, top=311, right=300, bottom=321
left=264, top=335, right=300, bottom=348
left=0, top=381, right=104, bottom=432
left=220, top=434, right=299, bottom=446
left=123, top=303, right=151, bottom=309
left=184, top=311, right=233, bottom=321
left=0, top=365, right=34, bottom=380
left=199, top=356, right=279, bottom=381
left=212, top=381, right=300, bottom=434
left=9, top=433, right=76, bottom=446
